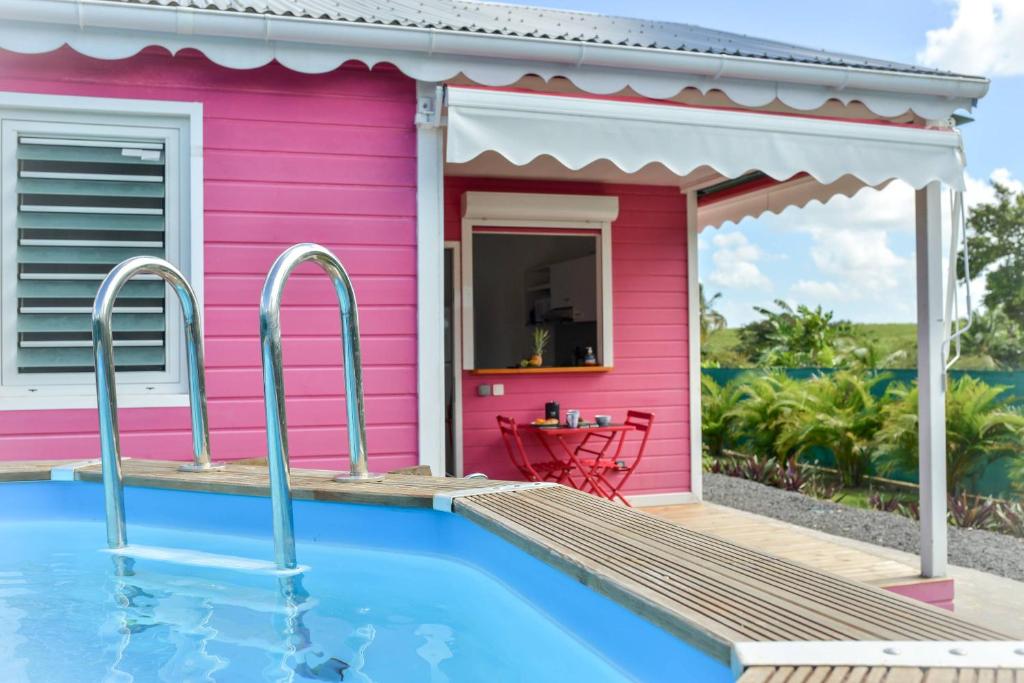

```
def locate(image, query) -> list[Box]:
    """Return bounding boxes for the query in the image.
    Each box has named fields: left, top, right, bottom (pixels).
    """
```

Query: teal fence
left=702, top=368, right=1024, bottom=497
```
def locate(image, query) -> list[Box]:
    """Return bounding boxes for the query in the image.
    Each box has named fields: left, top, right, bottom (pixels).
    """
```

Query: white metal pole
left=686, top=191, right=703, bottom=501
left=915, top=181, right=947, bottom=578
left=415, top=82, right=446, bottom=476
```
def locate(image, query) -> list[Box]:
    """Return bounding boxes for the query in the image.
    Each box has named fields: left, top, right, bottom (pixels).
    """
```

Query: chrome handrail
left=259, top=243, right=381, bottom=569
left=92, top=256, right=221, bottom=549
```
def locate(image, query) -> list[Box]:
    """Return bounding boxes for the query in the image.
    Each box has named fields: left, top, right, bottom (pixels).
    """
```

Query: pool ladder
left=259, top=243, right=381, bottom=570
left=93, top=257, right=223, bottom=550
left=92, top=244, right=377, bottom=570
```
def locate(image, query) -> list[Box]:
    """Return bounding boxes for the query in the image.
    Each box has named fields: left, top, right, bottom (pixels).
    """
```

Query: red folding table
left=528, top=423, right=635, bottom=498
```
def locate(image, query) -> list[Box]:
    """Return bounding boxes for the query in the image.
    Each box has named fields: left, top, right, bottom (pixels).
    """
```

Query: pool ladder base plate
left=178, top=462, right=227, bottom=473
left=333, top=472, right=384, bottom=483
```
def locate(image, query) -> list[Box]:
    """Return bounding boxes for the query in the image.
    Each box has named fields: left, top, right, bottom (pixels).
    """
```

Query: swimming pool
left=0, top=480, right=732, bottom=682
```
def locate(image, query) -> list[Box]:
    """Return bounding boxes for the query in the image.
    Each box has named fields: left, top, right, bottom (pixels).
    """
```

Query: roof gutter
left=0, top=0, right=990, bottom=110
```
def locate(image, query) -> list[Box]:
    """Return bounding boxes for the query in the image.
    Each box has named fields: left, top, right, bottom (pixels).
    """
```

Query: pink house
left=0, top=1, right=985, bottom=570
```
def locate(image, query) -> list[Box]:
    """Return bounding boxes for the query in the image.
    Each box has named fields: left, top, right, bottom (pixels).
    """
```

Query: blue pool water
left=0, top=481, right=731, bottom=682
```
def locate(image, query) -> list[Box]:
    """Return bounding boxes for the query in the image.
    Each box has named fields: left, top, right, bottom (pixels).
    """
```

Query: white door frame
left=444, top=241, right=464, bottom=476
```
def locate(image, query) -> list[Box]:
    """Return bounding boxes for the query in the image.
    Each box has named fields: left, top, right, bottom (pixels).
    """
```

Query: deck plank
left=0, top=459, right=74, bottom=482
left=737, top=670, right=1010, bottom=683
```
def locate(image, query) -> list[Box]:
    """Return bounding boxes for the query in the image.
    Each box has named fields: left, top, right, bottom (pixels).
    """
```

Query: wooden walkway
left=2, top=459, right=1019, bottom=679
left=646, top=501, right=952, bottom=607
left=740, top=667, right=1024, bottom=682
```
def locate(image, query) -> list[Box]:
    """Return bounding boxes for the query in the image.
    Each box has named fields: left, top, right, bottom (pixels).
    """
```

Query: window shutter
left=15, top=136, right=168, bottom=374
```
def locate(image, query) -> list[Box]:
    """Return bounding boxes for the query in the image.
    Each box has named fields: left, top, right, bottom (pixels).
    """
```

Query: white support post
left=686, top=191, right=703, bottom=501
left=916, top=181, right=947, bottom=578
left=415, top=82, right=446, bottom=476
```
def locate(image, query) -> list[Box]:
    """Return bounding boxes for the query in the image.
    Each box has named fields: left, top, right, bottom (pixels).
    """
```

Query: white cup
left=566, top=410, right=580, bottom=428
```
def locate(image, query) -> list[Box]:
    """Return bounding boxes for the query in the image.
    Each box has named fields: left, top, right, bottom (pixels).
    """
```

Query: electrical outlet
left=477, top=384, right=492, bottom=397
left=493, top=384, right=505, bottom=396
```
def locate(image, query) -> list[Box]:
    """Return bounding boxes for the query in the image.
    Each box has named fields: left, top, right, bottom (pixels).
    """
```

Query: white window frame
left=0, top=92, right=203, bottom=410
left=460, top=191, right=619, bottom=371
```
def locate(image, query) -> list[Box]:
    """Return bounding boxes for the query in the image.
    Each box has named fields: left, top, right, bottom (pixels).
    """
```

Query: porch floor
left=646, top=501, right=952, bottom=609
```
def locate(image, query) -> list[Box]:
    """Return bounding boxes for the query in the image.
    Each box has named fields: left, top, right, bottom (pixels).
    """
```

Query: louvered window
left=0, top=97, right=201, bottom=407
left=15, top=136, right=168, bottom=374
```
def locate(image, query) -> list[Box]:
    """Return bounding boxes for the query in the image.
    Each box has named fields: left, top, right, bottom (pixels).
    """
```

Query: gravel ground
left=704, top=473, right=1024, bottom=582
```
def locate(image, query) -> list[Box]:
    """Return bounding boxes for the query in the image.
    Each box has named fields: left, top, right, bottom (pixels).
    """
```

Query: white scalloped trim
left=697, top=176, right=893, bottom=230
left=0, top=0, right=986, bottom=121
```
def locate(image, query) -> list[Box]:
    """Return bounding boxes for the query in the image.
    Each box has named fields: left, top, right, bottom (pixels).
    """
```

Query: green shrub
left=700, top=375, right=742, bottom=457
left=725, top=370, right=800, bottom=464
left=875, top=376, right=1024, bottom=494
left=775, top=371, right=887, bottom=487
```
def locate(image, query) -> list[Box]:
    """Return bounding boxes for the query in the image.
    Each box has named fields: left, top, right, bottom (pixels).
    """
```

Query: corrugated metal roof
left=103, top=0, right=951, bottom=77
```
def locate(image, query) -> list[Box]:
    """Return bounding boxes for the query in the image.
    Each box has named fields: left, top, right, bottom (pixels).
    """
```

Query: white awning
left=446, top=87, right=967, bottom=194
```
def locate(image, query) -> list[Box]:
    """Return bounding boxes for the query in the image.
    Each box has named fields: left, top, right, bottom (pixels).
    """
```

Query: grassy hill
left=704, top=323, right=919, bottom=369
left=704, top=322, right=1005, bottom=370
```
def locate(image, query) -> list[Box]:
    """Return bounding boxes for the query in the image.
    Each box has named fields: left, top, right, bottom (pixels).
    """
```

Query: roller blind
left=15, top=135, right=168, bottom=374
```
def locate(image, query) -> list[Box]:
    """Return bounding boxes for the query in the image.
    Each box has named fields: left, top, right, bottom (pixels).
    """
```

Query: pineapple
left=529, top=327, right=549, bottom=367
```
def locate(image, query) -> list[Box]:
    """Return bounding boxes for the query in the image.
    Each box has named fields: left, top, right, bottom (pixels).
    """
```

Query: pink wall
left=446, top=178, right=693, bottom=495
left=0, top=48, right=420, bottom=471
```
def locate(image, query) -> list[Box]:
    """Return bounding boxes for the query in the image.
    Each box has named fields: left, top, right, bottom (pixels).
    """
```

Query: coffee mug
left=595, top=414, right=611, bottom=427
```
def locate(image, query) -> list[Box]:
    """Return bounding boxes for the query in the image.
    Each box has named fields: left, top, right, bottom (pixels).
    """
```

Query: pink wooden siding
left=0, top=48, right=420, bottom=471
left=446, top=177, right=693, bottom=495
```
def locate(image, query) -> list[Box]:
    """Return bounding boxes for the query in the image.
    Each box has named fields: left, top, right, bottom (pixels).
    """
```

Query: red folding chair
left=496, top=416, right=574, bottom=483
left=578, top=410, right=654, bottom=505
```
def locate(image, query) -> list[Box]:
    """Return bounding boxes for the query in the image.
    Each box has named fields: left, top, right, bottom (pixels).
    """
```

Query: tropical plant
left=802, top=471, right=844, bottom=501
left=737, top=300, right=861, bottom=368
left=736, top=455, right=781, bottom=486
left=699, top=283, right=728, bottom=344
left=779, top=458, right=809, bottom=492
left=835, top=336, right=909, bottom=371
left=776, top=372, right=887, bottom=487
left=957, top=305, right=1024, bottom=370
left=701, top=375, right=742, bottom=457
left=959, top=182, right=1024, bottom=326
left=726, top=370, right=800, bottom=464
left=875, top=376, right=1024, bottom=494
left=869, top=492, right=903, bottom=514
left=947, top=491, right=999, bottom=530
left=1010, top=455, right=1024, bottom=496
left=994, top=500, right=1024, bottom=538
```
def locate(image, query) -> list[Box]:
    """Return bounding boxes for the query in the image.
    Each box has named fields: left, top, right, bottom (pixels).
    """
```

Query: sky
left=524, top=0, right=1024, bottom=326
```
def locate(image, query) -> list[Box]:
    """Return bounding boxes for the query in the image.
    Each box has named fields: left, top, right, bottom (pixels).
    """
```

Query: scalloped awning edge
left=445, top=86, right=967, bottom=217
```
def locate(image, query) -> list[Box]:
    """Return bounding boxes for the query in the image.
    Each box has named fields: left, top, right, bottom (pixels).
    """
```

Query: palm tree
left=776, top=372, right=887, bottom=487
left=699, top=283, right=727, bottom=344
left=701, top=375, right=742, bottom=457
left=875, top=376, right=1024, bottom=494
left=726, top=370, right=799, bottom=464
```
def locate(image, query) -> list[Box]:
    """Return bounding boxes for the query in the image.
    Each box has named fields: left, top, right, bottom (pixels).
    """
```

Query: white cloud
left=917, top=0, right=1024, bottom=76
left=706, top=231, right=772, bottom=290
left=790, top=280, right=843, bottom=301
left=808, top=227, right=910, bottom=294
left=707, top=169, right=1021, bottom=324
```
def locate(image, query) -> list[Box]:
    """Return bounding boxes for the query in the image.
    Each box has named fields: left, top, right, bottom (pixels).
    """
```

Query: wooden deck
left=2, top=459, right=1019, bottom=679
left=647, top=501, right=953, bottom=609
left=740, top=667, right=1024, bottom=682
